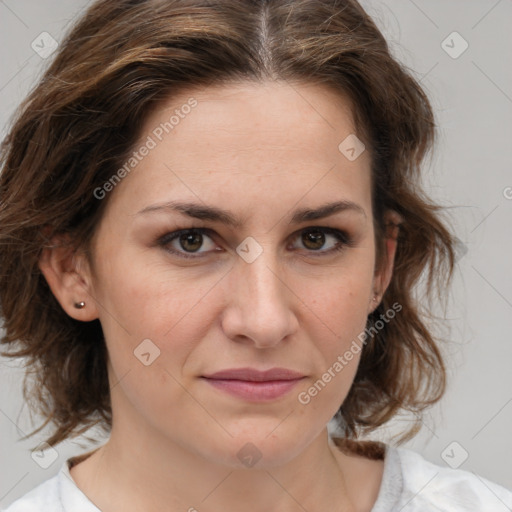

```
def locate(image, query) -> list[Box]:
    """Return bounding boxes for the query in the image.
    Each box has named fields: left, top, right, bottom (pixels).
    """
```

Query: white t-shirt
left=3, top=445, right=512, bottom=511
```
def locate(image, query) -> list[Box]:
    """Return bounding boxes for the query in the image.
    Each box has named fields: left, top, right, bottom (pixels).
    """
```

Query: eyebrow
left=136, top=199, right=366, bottom=227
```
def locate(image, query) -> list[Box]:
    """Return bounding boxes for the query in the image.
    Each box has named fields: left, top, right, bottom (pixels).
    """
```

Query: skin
left=39, top=80, right=399, bottom=512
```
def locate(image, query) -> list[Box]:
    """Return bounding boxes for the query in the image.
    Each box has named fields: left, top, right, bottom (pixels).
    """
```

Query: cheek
left=98, top=262, right=218, bottom=432
left=108, top=354, right=212, bottom=448
left=294, top=326, right=363, bottom=426
left=95, top=244, right=218, bottom=338
left=292, top=274, right=373, bottom=411
left=303, top=270, right=373, bottom=342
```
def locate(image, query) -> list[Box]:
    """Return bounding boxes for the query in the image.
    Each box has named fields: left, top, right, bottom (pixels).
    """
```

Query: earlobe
left=38, top=237, right=99, bottom=322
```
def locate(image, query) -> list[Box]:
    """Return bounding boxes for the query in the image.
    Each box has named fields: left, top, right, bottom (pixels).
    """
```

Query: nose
left=220, top=251, right=299, bottom=349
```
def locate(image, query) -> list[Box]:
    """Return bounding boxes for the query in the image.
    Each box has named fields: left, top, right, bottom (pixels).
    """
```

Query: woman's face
left=77, top=81, right=394, bottom=467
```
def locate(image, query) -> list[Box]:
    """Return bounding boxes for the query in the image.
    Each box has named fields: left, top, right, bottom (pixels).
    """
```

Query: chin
left=199, top=424, right=319, bottom=470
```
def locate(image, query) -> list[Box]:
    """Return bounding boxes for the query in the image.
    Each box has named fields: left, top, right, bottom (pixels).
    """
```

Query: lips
left=202, top=367, right=305, bottom=381
left=201, top=367, right=306, bottom=401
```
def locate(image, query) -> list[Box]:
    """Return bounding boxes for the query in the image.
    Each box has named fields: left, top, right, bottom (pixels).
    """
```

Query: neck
left=71, top=422, right=358, bottom=512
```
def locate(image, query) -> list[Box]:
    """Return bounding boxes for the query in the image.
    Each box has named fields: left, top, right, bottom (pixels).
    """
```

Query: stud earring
left=74, top=301, right=86, bottom=309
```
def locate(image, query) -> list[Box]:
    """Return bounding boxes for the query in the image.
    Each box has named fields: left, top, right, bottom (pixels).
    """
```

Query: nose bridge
left=239, top=242, right=287, bottom=310
left=235, top=232, right=282, bottom=291
left=244, top=250, right=284, bottom=303
left=223, top=240, right=297, bottom=346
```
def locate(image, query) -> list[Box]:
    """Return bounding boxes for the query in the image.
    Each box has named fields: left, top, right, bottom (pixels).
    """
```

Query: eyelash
left=157, top=226, right=355, bottom=260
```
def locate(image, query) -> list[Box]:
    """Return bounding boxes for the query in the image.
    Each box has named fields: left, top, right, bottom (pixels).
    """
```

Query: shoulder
left=2, top=457, right=99, bottom=512
left=1, top=471, right=61, bottom=512
left=391, top=445, right=512, bottom=511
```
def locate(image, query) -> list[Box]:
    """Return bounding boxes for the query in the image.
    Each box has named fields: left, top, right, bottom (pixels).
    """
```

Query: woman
left=0, top=0, right=510, bottom=511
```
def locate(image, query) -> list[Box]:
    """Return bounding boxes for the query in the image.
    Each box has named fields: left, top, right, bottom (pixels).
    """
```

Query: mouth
left=200, top=367, right=306, bottom=401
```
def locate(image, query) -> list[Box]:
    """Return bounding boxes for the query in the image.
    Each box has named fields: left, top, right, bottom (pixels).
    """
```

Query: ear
left=38, top=235, right=100, bottom=322
left=369, top=209, right=403, bottom=313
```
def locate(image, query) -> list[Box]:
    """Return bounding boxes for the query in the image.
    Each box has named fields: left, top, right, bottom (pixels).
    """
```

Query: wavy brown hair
left=0, top=0, right=456, bottom=450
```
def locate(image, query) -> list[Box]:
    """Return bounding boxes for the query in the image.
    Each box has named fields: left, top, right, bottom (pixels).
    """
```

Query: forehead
left=103, top=80, right=372, bottom=221
left=147, top=80, right=360, bottom=154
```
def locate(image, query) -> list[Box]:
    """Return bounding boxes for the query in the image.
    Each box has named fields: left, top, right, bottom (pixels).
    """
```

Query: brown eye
left=301, top=229, right=326, bottom=250
left=159, top=228, right=218, bottom=259
left=178, top=230, right=204, bottom=252
left=291, top=227, right=353, bottom=256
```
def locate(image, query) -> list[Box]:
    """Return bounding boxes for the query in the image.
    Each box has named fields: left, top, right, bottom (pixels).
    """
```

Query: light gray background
left=1, top=0, right=511, bottom=507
